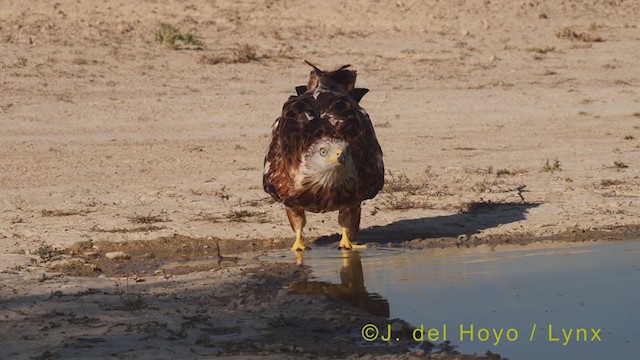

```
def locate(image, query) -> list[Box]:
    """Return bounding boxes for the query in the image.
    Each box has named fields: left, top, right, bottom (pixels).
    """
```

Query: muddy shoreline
left=21, top=222, right=640, bottom=279
left=2, top=227, right=637, bottom=359
left=2, top=242, right=499, bottom=360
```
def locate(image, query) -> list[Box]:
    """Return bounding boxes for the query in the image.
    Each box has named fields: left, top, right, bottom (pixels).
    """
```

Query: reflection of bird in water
left=289, top=251, right=389, bottom=317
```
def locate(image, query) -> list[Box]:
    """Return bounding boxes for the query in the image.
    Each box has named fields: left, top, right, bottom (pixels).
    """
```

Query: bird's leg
left=286, top=207, right=308, bottom=251
left=338, top=204, right=366, bottom=250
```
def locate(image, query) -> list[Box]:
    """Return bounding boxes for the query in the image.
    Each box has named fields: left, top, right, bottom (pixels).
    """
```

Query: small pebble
left=105, top=251, right=130, bottom=260
left=23, top=273, right=45, bottom=282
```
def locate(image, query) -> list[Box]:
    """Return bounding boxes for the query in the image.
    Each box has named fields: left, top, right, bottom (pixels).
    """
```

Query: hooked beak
left=329, top=149, right=346, bottom=165
left=338, top=150, right=346, bottom=165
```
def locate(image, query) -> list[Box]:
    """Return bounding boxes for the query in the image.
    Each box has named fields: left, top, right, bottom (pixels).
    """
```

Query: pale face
left=296, top=138, right=355, bottom=188
left=307, top=139, right=352, bottom=170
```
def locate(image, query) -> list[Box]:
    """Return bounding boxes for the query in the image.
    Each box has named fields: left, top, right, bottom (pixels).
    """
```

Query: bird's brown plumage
left=263, top=62, right=384, bottom=251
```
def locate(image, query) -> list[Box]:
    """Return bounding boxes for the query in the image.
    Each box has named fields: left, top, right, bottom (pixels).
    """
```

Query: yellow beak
left=329, top=149, right=344, bottom=164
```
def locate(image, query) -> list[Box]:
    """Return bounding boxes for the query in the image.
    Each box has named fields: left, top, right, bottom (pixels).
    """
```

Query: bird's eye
left=319, top=148, right=328, bottom=156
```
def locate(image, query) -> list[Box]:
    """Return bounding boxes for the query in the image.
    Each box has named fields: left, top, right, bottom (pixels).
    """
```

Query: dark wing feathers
left=349, top=88, right=369, bottom=103
left=263, top=97, right=311, bottom=200
left=294, top=85, right=369, bottom=103
left=323, top=95, right=384, bottom=200
left=306, top=61, right=357, bottom=94
left=295, top=85, right=307, bottom=96
left=264, top=62, right=384, bottom=206
left=264, top=93, right=328, bottom=201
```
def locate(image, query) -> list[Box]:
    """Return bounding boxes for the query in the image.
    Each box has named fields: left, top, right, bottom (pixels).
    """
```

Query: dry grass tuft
left=198, top=44, right=261, bottom=65
left=129, top=214, right=169, bottom=224
left=41, top=209, right=91, bottom=217
left=383, top=170, right=437, bottom=195
left=556, top=27, right=603, bottom=42
left=379, top=192, right=435, bottom=211
left=155, top=23, right=202, bottom=49
left=91, top=225, right=165, bottom=233
left=378, top=169, right=449, bottom=210
left=527, top=46, right=556, bottom=54
left=542, top=158, right=561, bottom=173
left=613, top=161, right=628, bottom=170
left=600, top=179, right=624, bottom=187
left=225, top=210, right=268, bottom=223
left=496, top=168, right=528, bottom=177
left=35, top=244, right=65, bottom=262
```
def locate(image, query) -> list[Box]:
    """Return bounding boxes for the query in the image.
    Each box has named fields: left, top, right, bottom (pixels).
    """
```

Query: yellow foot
left=338, top=227, right=366, bottom=250
left=290, top=243, right=311, bottom=251
left=339, top=242, right=366, bottom=250
left=290, top=231, right=310, bottom=251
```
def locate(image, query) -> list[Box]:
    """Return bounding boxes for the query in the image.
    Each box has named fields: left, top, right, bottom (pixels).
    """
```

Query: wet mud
left=17, top=225, right=638, bottom=359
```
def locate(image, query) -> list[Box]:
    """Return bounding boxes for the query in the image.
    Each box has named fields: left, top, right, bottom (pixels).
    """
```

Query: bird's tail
left=304, top=60, right=357, bottom=94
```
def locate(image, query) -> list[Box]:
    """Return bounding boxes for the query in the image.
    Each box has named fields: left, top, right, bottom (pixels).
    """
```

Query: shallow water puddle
left=264, top=241, right=640, bottom=359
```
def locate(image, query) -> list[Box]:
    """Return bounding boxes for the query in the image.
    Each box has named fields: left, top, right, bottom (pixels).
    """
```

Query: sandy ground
left=1, top=0, right=640, bottom=358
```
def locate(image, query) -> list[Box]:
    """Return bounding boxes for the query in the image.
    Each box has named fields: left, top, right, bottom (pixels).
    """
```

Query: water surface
left=268, top=241, right=640, bottom=359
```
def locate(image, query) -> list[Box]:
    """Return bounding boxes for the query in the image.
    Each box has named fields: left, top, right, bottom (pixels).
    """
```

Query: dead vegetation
left=600, top=179, right=624, bottom=187
left=215, top=186, right=230, bottom=201
left=613, top=161, right=629, bottom=170
left=41, top=209, right=91, bottom=217
left=378, top=168, right=532, bottom=212
left=450, top=165, right=533, bottom=213
left=128, top=214, right=169, bottom=224
left=379, top=192, right=435, bottom=211
left=155, top=23, right=202, bottom=49
left=198, top=44, right=261, bottom=64
left=556, top=26, right=604, bottom=42
left=464, top=166, right=495, bottom=175
left=91, top=225, right=166, bottom=233
left=225, top=209, right=268, bottom=223
left=35, top=244, right=65, bottom=262
left=190, top=185, right=230, bottom=202
left=470, top=174, right=529, bottom=202
left=463, top=166, right=527, bottom=177
left=527, top=46, right=556, bottom=54
left=496, top=168, right=528, bottom=177
left=378, top=169, right=449, bottom=210
left=190, top=209, right=269, bottom=223
left=383, top=170, right=438, bottom=195
left=382, top=171, right=422, bottom=194
left=542, top=158, right=562, bottom=173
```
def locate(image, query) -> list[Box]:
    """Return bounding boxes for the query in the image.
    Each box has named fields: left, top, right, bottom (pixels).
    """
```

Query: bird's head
left=305, top=138, right=354, bottom=172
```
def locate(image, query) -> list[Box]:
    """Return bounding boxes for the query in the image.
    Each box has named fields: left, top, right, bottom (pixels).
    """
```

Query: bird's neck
left=297, top=162, right=356, bottom=190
